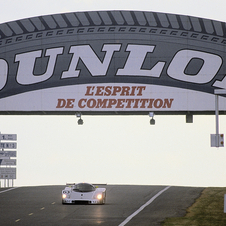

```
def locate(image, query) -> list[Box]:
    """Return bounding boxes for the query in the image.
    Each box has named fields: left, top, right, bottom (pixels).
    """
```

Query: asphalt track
left=0, top=185, right=203, bottom=226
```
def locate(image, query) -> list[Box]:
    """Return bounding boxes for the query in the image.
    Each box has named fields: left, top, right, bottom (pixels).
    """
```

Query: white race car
left=62, top=182, right=106, bottom=204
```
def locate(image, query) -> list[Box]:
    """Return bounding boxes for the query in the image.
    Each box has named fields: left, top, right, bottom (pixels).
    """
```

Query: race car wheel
left=102, top=195, right=106, bottom=204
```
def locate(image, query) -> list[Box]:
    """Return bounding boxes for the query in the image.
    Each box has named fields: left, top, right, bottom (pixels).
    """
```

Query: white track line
left=0, top=187, right=18, bottom=194
left=118, top=186, right=171, bottom=226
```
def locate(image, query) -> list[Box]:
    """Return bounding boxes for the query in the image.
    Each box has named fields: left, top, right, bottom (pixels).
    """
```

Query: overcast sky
left=0, top=0, right=226, bottom=188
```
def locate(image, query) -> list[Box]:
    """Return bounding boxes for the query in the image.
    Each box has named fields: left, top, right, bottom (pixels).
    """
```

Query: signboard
left=0, top=11, right=226, bottom=114
left=0, top=134, right=17, bottom=140
left=0, top=159, right=16, bottom=165
left=0, top=168, right=16, bottom=179
left=0, top=143, right=17, bottom=149
left=224, top=194, right=226, bottom=213
left=211, top=134, right=224, bottom=147
left=0, top=151, right=17, bottom=157
left=0, top=157, right=10, bottom=159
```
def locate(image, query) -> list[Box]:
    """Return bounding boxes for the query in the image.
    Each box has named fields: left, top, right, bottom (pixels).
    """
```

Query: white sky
left=1, top=0, right=226, bottom=187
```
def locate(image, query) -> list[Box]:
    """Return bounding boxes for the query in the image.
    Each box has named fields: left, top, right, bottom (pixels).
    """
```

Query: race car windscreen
left=73, top=183, right=95, bottom=192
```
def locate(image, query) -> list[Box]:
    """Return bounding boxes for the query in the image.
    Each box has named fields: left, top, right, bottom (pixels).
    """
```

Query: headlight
left=62, top=194, right=67, bottom=199
left=97, top=194, right=102, bottom=200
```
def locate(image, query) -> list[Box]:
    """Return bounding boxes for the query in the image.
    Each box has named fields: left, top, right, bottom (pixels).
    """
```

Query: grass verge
left=163, top=187, right=226, bottom=226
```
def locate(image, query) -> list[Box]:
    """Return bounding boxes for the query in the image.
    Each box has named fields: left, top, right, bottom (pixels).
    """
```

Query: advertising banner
left=0, top=11, right=226, bottom=114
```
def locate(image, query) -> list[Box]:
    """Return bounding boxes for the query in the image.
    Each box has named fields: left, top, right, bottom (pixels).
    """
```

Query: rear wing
left=64, top=183, right=75, bottom=190
left=66, top=183, right=75, bottom=186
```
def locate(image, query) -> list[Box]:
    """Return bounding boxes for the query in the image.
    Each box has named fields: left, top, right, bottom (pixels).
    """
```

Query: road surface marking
left=15, top=219, right=20, bottom=222
left=40, top=207, right=45, bottom=210
left=28, top=213, right=33, bottom=216
left=118, top=186, right=171, bottom=226
left=0, top=187, right=18, bottom=194
left=51, top=202, right=56, bottom=205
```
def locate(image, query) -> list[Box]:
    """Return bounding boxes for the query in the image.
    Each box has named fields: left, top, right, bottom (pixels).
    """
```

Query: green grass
left=163, top=187, right=226, bottom=226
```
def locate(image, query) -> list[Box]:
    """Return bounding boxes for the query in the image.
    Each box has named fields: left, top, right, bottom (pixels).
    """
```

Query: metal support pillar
left=215, top=94, right=219, bottom=147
